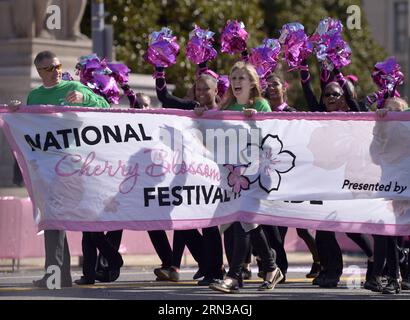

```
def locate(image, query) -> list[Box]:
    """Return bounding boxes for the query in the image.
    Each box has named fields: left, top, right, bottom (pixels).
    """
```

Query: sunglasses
left=324, top=92, right=342, bottom=98
left=37, top=63, right=62, bottom=72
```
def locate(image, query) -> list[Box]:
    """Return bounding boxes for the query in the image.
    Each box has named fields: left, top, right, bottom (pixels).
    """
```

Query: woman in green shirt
left=219, top=61, right=271, bottom=114
left=209, top=62, right=283, bottom=294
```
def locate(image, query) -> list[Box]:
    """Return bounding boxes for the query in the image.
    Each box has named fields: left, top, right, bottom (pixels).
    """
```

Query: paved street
left=1, top=260, right=409, bottom=300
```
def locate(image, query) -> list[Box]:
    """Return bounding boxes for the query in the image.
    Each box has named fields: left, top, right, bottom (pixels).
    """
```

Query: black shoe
left=154, top=267, right=169, bottom=281
left=312, top=271, right=326, bottom=286
left=401, top=280, right=410, bottom=290
left=96, top=270, right=108, bottom=282
left=382, top=278, right=401, bottom=294
left=113, top=255, right=124, bottom=270
left=74, top=276, right=95, bottom=285
left=365, top=260, right=374, bottom=282
left=209, top=279, right=239, bottom=293
left=318, top=277, right=339, bottom=288
left=154, top=267, right=179, bottom=282
left=198, top=277, right=220, bottom=286
left=364, top=276, right=383, bottom=292
left=193, top=269, right=204, bottom=280
left=107, top=269, right=120, bottom=282
left=306, top=262, right=321, bottom=278
left=399, top=248, right=409, bottom=279
left=33, top=275, right=72, bottom=288
left=241, top=268, right=252, bottom=280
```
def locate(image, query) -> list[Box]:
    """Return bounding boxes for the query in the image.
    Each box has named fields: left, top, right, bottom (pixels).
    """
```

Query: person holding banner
left=364, top=97, right=409, bottom=294
left=154, top=64, right=225, bottom=285
left=20, top=50, right=110, bottom=288
left=209, top=61, right=284, bottom=293
left=260, top=72, right=321, bottom=281
left=299, top=59, right=375, bottom=288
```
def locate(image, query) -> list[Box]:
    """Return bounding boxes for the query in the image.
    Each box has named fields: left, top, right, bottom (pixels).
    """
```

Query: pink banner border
left=39, top=211, right=410, bottom=236
left=2, top=105, right=410, bottom=121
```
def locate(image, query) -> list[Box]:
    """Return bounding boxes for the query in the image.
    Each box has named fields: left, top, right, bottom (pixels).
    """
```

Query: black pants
left=201, top=226, right=223, bottom=278
left=44, top=230, right=71, bottom=283
left=372, top=235, right=399, bottom=278
left=81, top=231, right=123, bottom=281
left=148, top=230, right=173, bottom=268
left=96, top=230, right=123, bottom=272
left=346, top=233, right=373, bottom=258
left=315, top=230, right=343, bottom=278
left=224, top=223, right=276, bottom=281
left=279, top=227, right=320, bottom=262
left=147, top=229, right=203, bottom=270
left=172, top=229, right=203, bottom=269
left=261, top=225, right=287, bottom=274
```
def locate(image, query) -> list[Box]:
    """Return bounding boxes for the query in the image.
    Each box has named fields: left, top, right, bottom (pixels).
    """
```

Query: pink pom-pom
left=107, top=63, right=131, bottom=85
left=249, top=39, right=281, bottom=79
left=186, top=25, right=217, bottom=65
left=217, top=75, right=230, bottom=99
left=75, top=53, right=132, bottom=104
left=310, top=18, right=351, bottom=71
left=371, top=57, right=404, bottom=108
left=279, top=23, right=313, bottom=71
left=221, top=20, right=248, bottom=55
left=145, top=27, right=180, bottom=68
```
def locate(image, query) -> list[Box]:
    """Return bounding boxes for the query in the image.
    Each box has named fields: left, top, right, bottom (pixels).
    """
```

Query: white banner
left=1, top=105, right=410, bottom=235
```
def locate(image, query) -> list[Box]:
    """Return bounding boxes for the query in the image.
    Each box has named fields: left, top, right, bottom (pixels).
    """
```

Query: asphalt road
left=1, top=264, right=409, bottom=301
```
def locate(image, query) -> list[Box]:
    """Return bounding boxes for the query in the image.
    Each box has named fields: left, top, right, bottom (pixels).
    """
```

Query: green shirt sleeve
left=73, top=82, right=110, bottom=108
left=253, top=99, right=271, bottom=112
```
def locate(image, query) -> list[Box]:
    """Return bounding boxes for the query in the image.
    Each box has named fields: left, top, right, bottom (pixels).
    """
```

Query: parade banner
left=1, top=105, right=410, bottom=235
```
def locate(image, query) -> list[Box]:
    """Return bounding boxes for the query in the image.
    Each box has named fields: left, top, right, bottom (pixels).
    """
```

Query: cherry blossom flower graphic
left=240, top=134, right=296, bottom=193
left=224, top=164, right=250, bottom=193
left=103, top=196, right=120, bottom=213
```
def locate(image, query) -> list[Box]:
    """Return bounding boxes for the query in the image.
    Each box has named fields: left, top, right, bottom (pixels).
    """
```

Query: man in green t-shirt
left=12, top=50, right=109, bottom=288
left=27, top=52, right=110, bottom=108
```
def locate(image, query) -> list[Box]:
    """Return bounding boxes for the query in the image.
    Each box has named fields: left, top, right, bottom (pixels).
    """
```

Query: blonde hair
left=220, top=61, right=263, bottom=110
left=385, top=97, right=408, bottom=112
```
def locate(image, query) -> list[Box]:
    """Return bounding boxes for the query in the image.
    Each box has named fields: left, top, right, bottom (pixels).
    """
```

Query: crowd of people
left=6, top=17, right=410, bottom=295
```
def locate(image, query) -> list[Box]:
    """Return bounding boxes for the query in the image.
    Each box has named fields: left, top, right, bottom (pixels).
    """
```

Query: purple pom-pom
left=310, top=18, right=351, bottom=71
left=186, top=25, right=217, bottom=65
left=217, top=75, right=230, bottom=99
left=75, top=53, right=132, bottom=104
left=249, top=39, right=281, bottom=79
left=145, top=27, right=180, bottom=68
left=107, top=63, right=131, bottom=85
left=62, top=72, right=74, bottom=81
left=279, top=23, right=313, bottom=71
left=221, top=20, right=248, bottom=55
left=88, top=73, right=120, bottom=105
left=371, top=57, right=404, bottom=108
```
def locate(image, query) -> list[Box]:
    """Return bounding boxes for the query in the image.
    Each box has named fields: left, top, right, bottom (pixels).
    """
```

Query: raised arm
left=299, top=61, right=323, bottom=111
left=333, top=69, right=365, bottom=112
left=155, top=67, right=198, bottom=110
